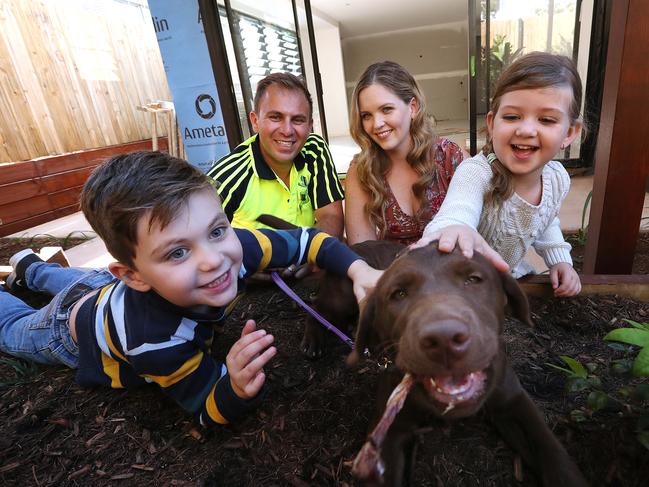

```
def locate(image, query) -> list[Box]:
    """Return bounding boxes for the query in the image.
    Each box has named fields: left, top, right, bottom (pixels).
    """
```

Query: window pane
left=480, top=0, right=583, bottom=159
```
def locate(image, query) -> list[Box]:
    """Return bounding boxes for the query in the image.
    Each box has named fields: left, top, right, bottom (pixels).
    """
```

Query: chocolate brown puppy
left=348, top=242, right=588, bottom=487
left=255, top=215, right=405, bottom=358
left=302, top=240, right=404, bottom=358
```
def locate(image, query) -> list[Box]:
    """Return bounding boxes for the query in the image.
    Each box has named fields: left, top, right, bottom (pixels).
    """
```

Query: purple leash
left=270, top=271, right=354, bottom=349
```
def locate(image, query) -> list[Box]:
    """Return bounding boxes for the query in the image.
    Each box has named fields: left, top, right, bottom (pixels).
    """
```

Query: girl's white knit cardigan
left=423, top=153, right=573, bottom=278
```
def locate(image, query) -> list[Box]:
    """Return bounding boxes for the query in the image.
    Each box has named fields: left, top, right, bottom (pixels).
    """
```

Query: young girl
left=422, top=52, right=583, bottom=297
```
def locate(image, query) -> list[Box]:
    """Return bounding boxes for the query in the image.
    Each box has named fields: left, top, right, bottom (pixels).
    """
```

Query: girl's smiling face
left=358, top=83, right=417, bottom=158
left=487, top=85, right=582, bottom=182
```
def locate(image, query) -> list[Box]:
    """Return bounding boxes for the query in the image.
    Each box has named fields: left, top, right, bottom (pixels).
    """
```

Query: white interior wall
left=341, top=20, right=469, bottom=123
left=314, top=22, right=349, bottom=137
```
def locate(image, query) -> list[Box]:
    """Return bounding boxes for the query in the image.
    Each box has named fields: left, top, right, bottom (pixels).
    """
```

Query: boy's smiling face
left=113, top=188, right=243, bottom=308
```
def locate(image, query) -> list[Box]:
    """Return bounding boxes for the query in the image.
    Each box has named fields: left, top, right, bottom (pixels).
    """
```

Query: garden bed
left=0, top=235, right=648, bottom=486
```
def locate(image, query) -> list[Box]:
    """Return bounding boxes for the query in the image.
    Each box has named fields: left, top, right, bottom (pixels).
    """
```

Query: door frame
left=198, top=0, right=328, bottom=149
left=467, top=0, right=605, bottom=167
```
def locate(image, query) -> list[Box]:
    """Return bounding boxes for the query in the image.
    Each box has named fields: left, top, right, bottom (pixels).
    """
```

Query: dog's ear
left=256, top=214, right=298, bottom=230
left=346, top=292, right=378, bottom=367
left=500, top=271, right=534, bottom=327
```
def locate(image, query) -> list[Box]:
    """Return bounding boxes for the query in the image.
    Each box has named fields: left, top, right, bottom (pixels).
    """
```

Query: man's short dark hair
left=80, top=151, right=215, bottom=268
left=253, top=72, right=313, bottom=118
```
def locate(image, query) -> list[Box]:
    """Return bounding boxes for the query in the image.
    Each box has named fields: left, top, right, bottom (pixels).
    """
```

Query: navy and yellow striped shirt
left=206, top=133, right=344, bottom=230
left=74, top=227, right=359, bottom=427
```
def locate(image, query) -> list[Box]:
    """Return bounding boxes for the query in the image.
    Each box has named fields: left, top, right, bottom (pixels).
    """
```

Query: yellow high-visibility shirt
left=206, top=133, right=344, bottom=229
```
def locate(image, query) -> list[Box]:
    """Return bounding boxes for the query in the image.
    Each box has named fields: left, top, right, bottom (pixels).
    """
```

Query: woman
left=344, top=60, right=468, bottom=246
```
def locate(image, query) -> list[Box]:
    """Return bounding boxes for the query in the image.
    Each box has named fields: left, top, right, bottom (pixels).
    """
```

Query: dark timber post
left=467, top=0, right=481, bottom=156
left=198, top=0, right=243, bottom=149
left=303, top=0, right=328, bottom=142
left=583, top=0, right=649, bottom=273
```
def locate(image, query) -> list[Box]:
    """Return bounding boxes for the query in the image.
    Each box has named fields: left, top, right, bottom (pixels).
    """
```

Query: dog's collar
left=364, top=348, right=396, bottom=371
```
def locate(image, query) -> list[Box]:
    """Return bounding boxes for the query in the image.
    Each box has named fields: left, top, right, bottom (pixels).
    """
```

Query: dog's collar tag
left=377, top=356, right=393, bottom=370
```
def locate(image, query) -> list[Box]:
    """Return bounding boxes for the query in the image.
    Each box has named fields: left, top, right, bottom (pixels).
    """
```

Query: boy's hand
left=347, top=260, right=384, bottom=303
left=281, top=263, right=314, bottom=280
left=550, top=262, right=581, bottom=297
left=413, top=225, right=509, bottom=273
left=247, top=264, right=315, bottom=283
left=226, top=320, right=276, bottom=400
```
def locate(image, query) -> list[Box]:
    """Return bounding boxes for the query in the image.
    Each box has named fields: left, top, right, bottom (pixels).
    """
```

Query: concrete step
left=64, top=237, right=114, bottom=268
left=6, top=211, right=113, bottom=268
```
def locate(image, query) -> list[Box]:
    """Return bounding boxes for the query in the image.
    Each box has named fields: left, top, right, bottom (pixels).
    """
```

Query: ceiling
left=310, top=0, right=467, bottom=38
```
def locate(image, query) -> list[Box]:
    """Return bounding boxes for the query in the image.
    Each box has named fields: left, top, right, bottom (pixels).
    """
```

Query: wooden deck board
left=520, top=274, right=649, bottom=302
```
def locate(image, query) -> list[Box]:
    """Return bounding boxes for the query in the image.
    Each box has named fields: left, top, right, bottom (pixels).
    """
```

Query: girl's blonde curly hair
left=349, top=61, right=438, bottom=237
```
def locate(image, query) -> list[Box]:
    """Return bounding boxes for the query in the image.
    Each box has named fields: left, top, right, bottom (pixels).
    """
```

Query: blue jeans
left=0, top=262, right=114, bottom=368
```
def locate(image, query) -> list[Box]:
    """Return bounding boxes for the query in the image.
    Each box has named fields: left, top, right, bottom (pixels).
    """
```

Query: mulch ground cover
left=1, top=235, right=648, bottom=486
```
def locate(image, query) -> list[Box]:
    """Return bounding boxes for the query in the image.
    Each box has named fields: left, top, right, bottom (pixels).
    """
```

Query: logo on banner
left=195, top=94, right=217, bottom=119
left=152, top=16, right=170, bottom=33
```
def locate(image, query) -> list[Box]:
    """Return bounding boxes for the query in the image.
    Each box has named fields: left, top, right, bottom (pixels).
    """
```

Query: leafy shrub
left=604, top=319, right=649, bottom=376
left=548, top=350, right=649, bottom=451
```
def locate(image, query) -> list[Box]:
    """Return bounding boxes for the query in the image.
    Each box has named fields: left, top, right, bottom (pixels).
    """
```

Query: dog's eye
left=465, top=275, right=482, bottom=285
left=390, top=288, right=408, bottom=301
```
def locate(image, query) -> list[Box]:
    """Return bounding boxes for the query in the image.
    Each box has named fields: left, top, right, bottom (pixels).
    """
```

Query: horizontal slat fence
left=0, top=0, right=171, bottom=163
left=0, top=138, right=168, bottom=237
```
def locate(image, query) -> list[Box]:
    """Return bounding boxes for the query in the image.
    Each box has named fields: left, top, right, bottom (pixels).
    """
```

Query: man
left=207, top=72, right=344, bottom=239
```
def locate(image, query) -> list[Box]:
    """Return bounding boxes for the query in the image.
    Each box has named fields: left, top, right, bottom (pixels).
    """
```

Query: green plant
left=0, top=357, right=41, bottom=388
left=567, top=190, right=592, bottom=246
left=489, top=34, right=524, bottom=70
left=604, top=319, right=649, bottom=376
left=549, top=352, right=649, bottom=450
left=486, top=35, right=524, bottom=100
left=546, top=355, right=601, bottom=393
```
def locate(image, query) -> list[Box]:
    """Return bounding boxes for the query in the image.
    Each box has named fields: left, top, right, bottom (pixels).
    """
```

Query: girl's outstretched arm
left=416, top=155, right=508, bottom=272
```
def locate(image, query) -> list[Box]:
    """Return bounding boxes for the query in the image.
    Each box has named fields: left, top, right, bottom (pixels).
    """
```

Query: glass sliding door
left=214, top=0, right=326, bottom=141
left=469, top=0, right=592, bottom=164
left=291, top=0, right=326, bottom=138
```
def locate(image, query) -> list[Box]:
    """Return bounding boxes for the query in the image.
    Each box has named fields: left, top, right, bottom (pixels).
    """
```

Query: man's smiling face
left=249, top=85, right=312, bottom=171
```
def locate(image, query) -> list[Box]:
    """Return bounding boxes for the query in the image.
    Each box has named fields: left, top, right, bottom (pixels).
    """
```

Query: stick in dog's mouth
left=351, top=370, right=488, bottom=481
left=352, top=373, right=414, bottom=482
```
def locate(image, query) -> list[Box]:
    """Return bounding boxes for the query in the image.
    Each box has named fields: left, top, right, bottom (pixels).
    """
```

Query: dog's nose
left=420, top=320, right=470, bottom=361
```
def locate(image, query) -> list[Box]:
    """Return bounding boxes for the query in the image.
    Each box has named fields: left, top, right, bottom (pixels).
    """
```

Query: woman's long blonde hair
left=483, top=52, right=583, bottom=206
left=349, top=61, right=437, bottom=237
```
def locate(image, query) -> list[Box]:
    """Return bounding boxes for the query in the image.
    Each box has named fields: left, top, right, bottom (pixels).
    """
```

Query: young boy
left=0, top=151, right=381, bottom=427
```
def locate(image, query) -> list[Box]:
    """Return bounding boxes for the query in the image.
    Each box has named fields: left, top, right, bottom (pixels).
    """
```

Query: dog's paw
left=300, top=331, right=324, bottom=360
left=301, top=337, right=324, bottom=360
